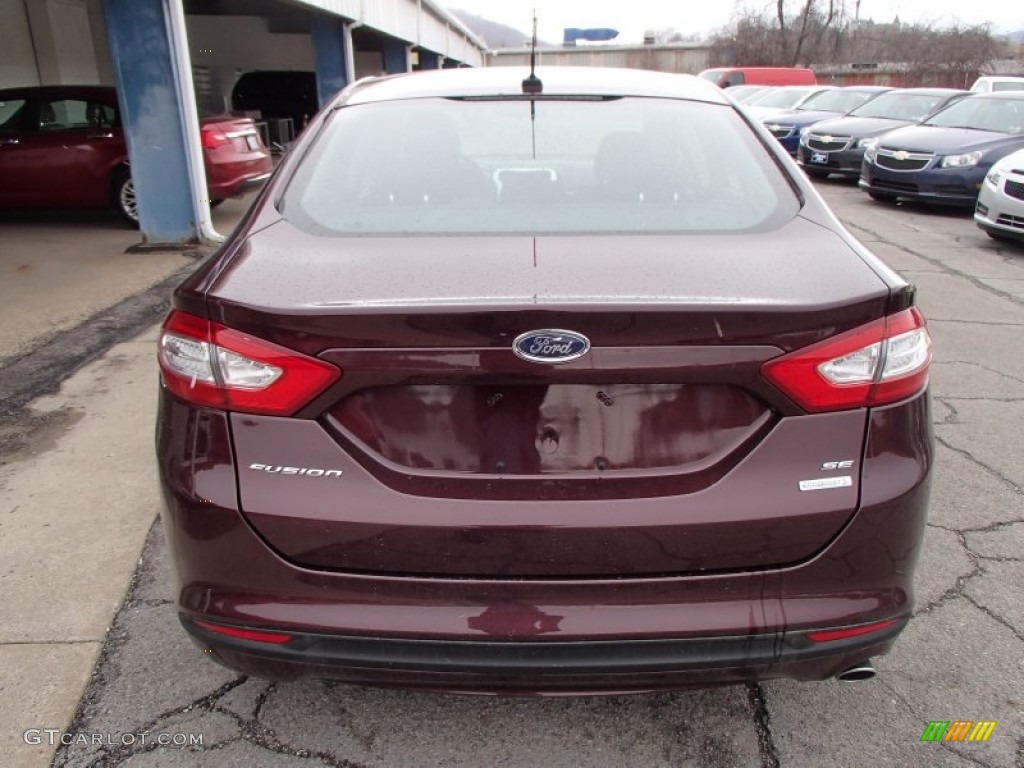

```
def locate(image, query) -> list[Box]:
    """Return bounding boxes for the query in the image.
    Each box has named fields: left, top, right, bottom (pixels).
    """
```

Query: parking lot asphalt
left=1, top=182, right=1022, bottom=768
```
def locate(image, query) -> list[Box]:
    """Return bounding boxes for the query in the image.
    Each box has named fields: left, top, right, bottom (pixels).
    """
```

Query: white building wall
left=44, top=0, right=100, bottom=83
left=3, top=0, right=103, bottom=86
left=0, top=1, right=41, bottom=87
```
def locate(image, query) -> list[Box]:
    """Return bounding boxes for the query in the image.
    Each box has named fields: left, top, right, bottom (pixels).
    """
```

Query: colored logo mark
left=920, top=721, right=996, bottom=742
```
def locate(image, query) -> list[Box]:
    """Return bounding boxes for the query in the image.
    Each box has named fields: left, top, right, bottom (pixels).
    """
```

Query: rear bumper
left=157, top=390, right=932, bottom=693
left=182, top=615, right=905, bottom=693
left=205, top=156, right=273, bottom=199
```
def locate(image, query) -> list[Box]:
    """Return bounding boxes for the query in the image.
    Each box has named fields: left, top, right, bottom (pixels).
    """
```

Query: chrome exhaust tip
left=836, top=661, right=876, bottom=682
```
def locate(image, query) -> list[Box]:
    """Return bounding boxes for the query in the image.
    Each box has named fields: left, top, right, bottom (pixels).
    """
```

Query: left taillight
left=157, top=310, right=340, bottom=415
left=762, top=307, right=931, bottom=412
left=200, top=126, right=230, bottom=150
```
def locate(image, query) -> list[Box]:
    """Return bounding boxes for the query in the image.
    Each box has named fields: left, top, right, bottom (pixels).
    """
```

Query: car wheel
left=805, top=169, right=830, bottom=180
left=111, top=167, right=139, bottom=226
left=867, top=190, right=896, bottom=203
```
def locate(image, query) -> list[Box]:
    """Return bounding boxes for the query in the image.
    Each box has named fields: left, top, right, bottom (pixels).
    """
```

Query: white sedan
left=975, top=147, right=1024, bottom=243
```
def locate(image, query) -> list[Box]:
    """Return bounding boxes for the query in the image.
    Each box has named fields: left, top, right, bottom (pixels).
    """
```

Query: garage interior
left=1, top=0, right=486, bottom=244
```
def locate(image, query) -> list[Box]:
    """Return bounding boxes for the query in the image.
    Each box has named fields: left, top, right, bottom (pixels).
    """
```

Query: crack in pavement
left=927, top=318, right=1024, bottom=327
left=932, top=361, right=1024, bottom=387
left=962, top=593, right=1024, bottom=646
left=847, top=221, right=1024, bottom=309
left=941, top=397, right=1024, bottom=403
left=914, top=528, right=985, bottom=618
left=67, top=677, right=250, bottom=767
left=914, top=526, right=1023, bottom=652
left=934, top=435, right=1024, bottom=497
left=0, top=639, right=99, bottom=646
left=746, top=683, right=780, bottom=768
left=934, top=397, right=960, bottom=425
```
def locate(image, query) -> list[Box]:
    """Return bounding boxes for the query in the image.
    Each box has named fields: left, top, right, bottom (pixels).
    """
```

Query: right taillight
left=762, top=307, right=931, bottom=412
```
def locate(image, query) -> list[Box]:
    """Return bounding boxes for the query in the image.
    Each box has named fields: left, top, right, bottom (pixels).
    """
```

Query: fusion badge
left=513, top=329, right=590, bottom=364
left=249, top=463, right=343, bottom=478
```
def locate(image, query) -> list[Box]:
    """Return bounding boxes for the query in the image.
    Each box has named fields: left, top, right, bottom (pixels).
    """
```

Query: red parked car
left=157, top=67, right=933, bottom=694
left=0, top=85, right=272, bottom=224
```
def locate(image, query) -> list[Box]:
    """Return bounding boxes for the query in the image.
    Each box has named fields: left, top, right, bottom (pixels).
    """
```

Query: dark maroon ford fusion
left=156, top=67, right=933, bottom=694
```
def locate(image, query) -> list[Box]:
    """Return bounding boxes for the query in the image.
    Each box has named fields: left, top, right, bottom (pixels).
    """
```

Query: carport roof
left=183, top=0, right=487, bottom=52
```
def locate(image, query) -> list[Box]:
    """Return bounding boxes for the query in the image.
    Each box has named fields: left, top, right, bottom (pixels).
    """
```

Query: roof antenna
left=522, top=8, right=542, bottom=95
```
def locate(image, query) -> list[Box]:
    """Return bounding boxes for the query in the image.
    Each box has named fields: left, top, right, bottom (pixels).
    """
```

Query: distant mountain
left=448, top=9, right=550, bottom=49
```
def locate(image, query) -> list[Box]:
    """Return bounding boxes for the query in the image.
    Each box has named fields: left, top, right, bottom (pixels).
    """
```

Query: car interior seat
left=39, top=102, right=59, bottom=130
left=376, top=113, right=492, bottom=204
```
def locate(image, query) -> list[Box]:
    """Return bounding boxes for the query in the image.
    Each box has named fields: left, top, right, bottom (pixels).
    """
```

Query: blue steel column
left=102, top=0, right=198, bottom=244
left=311, top=15, right=350, bottom=108
left=417, top=50, right=441, bottom=70
left=383, top=37, right=409, bottom=74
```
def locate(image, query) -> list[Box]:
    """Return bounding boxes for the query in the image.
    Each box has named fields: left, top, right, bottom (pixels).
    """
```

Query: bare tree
left=712, top=1, right=999, bottom=83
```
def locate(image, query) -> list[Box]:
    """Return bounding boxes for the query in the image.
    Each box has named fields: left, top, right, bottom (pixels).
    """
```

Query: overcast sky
left=446, top=0, right=1022, bottom=46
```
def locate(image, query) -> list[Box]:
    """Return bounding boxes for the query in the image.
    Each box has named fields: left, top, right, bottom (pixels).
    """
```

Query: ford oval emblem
left=513, top=329, right=590, bottom=364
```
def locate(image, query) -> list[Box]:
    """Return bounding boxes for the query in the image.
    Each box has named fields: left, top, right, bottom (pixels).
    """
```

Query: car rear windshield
left=798, top=89, right=879, bottom=113
left=923, top=97, right=1024, bottom=133
left=747, top=88, right=815, bottom=108
left=281, top=97, right=798, bottom=235
left=849, top=92, right=949, bottom=121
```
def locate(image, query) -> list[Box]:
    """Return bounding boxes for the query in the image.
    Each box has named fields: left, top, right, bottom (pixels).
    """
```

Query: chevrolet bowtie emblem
left=893, top=150, right=910, bottom=161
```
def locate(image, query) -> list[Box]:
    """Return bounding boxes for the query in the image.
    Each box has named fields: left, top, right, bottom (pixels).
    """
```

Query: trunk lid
left=214, top=216, right=889, bottom=577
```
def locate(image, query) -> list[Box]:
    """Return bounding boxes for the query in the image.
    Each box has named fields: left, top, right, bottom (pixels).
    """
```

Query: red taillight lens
left=200, top=127, right=230, bottom=150
left=193, top=619, right=293, bottom=645
left=804, top=619, right=899, bottom=643
left=157, top=310, right=340, bottom=415
left=762, top=308, right=931, bottom=412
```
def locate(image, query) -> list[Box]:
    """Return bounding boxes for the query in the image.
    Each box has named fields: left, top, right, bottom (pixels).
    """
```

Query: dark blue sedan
left=761, top=87, right=891, bottom=155
left=859, top=92, right=1024, bottom=206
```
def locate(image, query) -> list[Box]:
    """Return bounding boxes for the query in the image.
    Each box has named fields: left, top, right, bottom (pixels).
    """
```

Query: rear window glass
left=281, top=97, right=798, bottom=236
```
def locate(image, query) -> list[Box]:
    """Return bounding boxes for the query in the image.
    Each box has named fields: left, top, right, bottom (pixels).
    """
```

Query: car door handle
left=0, top=138, right=19, bottom=145
left=87, top=132, right=114, bottom=139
